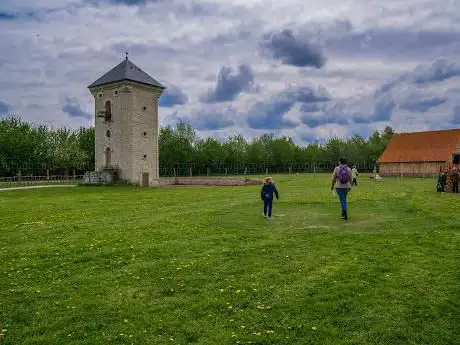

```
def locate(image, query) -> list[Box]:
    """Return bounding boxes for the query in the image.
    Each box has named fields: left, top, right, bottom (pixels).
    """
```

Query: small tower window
left=98, top=92, right=103, bottom=98
left=143, top=106, right=147, bottom=111
left=114, top=90, right=118, bottom=96
left=106, top=130, right=111, bottom=138
left=143, top=132, right=147, bottom=137
left=143, top=154, right=147, bottom=159
left=104, top=100, right=112, bottom=122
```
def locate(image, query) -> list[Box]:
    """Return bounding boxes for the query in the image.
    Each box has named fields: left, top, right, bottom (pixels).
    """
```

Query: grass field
left=0, top=174, right=459, bottom=345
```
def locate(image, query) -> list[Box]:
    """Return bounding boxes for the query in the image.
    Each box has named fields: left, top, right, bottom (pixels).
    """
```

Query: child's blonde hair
left=265, top=176, right=272, bottom=183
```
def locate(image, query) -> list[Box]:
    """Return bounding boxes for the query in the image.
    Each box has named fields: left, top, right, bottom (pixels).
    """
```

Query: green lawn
left=0, top=174, right=459, bottom=345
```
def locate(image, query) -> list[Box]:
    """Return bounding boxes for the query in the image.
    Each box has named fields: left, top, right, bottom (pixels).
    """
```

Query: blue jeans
left=336, top=188, right=349, bottom=216
left=263, top=198, right=273, bottom=217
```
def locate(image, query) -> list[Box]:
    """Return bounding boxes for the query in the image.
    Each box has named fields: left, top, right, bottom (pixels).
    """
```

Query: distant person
left=331, top=158, right=352, bottom=220
left=450, top=167, right=459, bottom=193
left=437, top=170, right=447, bottom=192
left=261, top=176, right=279, bottom=221
left=351, top=165, right=359, bottom=186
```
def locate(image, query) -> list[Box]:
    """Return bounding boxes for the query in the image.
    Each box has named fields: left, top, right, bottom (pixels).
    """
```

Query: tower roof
left=88, top=55, right=165, bottom=89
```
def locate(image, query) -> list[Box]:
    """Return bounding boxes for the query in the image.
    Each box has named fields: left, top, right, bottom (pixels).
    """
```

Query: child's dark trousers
left=263, top=198, right=273, bottom=217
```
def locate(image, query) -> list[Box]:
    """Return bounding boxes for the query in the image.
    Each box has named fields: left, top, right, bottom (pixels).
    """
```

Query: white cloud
left=1, top=0, right=460, bottom=143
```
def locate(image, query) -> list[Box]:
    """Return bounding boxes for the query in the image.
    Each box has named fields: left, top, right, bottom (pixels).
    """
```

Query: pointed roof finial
left=125, top=51, right=128, bottom=60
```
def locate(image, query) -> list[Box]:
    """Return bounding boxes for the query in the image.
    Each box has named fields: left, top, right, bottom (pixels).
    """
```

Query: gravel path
left=0, top=185, right=77, bottom=192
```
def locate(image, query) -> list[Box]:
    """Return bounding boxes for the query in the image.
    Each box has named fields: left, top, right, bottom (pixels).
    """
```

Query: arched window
left=104, top=100, right=112, bottom=122
left=105, top=147, right=112, bottom=168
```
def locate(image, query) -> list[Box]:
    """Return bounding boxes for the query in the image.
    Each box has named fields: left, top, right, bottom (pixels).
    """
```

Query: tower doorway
left=142, top=172, right=149, bottom=186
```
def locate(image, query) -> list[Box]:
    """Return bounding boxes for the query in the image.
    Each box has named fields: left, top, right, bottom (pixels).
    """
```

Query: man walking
left=331, top=158, right=352, bottom=220
left=351, top=165, right=359, bottom=186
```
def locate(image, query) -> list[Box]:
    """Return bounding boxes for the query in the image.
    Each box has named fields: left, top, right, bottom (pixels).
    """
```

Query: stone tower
left=88, top=55, right=165, bottom=186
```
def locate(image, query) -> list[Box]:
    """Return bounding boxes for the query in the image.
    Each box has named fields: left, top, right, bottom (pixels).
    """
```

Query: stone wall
left=83, top=171, right=115, bottom=184
left=90, top=81, right=162, bottom=185
left=129, top=84, right=162, bottom=183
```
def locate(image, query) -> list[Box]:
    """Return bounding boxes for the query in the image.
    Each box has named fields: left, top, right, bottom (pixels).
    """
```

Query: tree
left=223, top=134, right=247, bottom=164
left=0, top=116, right=396, bottom=177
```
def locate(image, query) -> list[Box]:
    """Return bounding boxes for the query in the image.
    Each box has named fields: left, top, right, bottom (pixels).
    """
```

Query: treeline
left=0, top=117, right=395, bottom=176
left=0, top=117, right=94, bottom=175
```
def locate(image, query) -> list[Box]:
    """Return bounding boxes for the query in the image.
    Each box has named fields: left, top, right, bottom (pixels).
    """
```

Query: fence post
left=189, top=167, right=192, bottom=177
left=173, top=168, right=176, bottom=177
left=244, top=167, right=248, bottom=176
left=207, top=167, right=210, bottom=176
left=265, top=168, right=268, bottom=175
left=18, top=170, right=21, bottom=182
left=225, top=168, right=228, bottom=176
left=73, top=169, right=76, bottom=181
left=46, top=169, right=50, bottom=180
left=289, top=167, right=292, bottom=174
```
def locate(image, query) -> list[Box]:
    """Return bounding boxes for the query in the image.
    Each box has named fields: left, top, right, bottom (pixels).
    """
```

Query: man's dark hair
left=339, top=157, right=347, bottom=165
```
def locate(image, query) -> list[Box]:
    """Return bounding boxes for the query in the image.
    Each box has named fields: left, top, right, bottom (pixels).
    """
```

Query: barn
left=377, top=128, right=460, bottom=177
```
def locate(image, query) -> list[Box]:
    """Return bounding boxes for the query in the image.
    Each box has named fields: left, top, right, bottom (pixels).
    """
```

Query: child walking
left=261, top=176, right=279, bottom=221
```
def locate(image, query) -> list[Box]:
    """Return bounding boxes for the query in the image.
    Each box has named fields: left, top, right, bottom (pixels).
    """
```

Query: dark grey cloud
left=407, top=58, right=460, bottom=84
left=85, top=0, right=152, bottom=6
left=0, top=12, right=16, bottom=20
left=109, top=0, right=149, bottom=4
left=200, top=64, right=256, bottom=103
left=327, top=28, right=460, bottom=59
left=375, top=58, right=460, bottom=98
left=300, top=91, right=395, bottom=128
left=260, top=29, right=326, bottom=68
left=0, top=6, right=68, bottom=22
left=62, top=98, right=91, bottom=119
left=0, top=100, right=11, bottom=115
left=247, top=86, right=330, bottom=130
left=0, top=11, right=42, bottom=21
left=373, top=95, right=395, bottom=122
left=172, top=110, right=234, bottom=131
left=400, top=96, right=447, bottom=112
left=300, top=113, right=349, bottom=128
left=247, top=101, right=297, bottom=130
left=159, top=84, right=188, bottom=107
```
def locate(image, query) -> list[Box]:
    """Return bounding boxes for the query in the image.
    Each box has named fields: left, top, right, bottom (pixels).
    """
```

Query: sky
left=1, top=0, right=460, bottom=144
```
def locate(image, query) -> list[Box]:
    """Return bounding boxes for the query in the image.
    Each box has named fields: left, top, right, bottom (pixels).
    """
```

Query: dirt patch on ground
left=155, top=177, right=262, bottom=187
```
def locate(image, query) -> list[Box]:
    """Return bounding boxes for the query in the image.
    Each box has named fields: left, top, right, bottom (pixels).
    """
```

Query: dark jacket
left=261, top=182, right=279, bottom=200
left=451, top=170, right=459, bottom=183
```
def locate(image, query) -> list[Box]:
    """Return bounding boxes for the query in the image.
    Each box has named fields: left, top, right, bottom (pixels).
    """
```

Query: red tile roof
left=377, top=128, right=460, bottom=163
